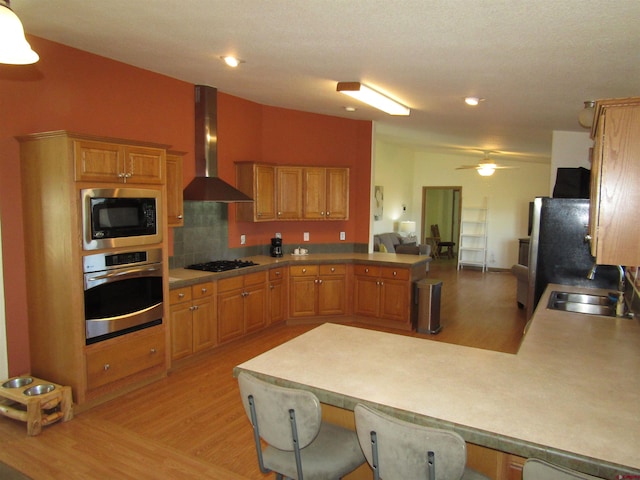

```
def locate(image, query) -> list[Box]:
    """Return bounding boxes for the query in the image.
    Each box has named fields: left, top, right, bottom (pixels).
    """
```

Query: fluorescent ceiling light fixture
left=336, top=82, right=410, bottom=116
left=0, top=0, right=39, bottom=65
left=477, top=163, right=496, bottom=176
left=464, top=96, right=484, bottom=106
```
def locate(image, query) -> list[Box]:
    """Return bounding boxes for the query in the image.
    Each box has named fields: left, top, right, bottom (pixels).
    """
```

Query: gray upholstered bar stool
left=522, top=459, right=604, bottom=480
left=237, top=372, right=365, bottom=479
left=354, top=403, right=490, bottom=480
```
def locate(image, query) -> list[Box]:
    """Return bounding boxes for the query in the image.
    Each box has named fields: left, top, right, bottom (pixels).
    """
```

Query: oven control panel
left=83, top=248, right=162, bottom=273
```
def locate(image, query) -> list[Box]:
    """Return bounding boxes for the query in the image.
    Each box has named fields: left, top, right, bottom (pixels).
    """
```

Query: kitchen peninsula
left=233, top=283, right=640, bottom=479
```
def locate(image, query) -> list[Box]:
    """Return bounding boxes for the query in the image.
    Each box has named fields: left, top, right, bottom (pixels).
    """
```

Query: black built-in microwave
left=81, top=188, right=162, bottom=250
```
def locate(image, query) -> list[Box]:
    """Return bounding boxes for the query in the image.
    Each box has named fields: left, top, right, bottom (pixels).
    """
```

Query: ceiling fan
left=455, top=152, right=518, bottom=176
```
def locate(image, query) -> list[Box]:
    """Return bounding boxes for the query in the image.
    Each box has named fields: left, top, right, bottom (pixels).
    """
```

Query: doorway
left=421, top=187, right=461, bottom=256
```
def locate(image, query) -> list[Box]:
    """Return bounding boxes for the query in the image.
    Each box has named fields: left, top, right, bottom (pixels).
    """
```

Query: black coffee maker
left=270, top=237, right=283, bottom=257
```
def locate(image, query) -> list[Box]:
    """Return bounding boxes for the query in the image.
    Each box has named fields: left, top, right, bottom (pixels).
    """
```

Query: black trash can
left=415, top=278, right=442, bottom=334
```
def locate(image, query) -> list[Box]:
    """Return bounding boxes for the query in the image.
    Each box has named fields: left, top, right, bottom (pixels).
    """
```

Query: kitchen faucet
left=587, top=262, right=626, bottom=316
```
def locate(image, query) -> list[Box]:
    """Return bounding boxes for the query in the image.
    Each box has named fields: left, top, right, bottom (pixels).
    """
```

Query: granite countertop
left=234, top=283, right=640, bottom=478
left=168, top=253, right=430, bottom=288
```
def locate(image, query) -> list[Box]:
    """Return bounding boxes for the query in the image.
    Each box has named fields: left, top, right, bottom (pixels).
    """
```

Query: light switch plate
left=303, top=232, right=309, bottom=242
left=240, top=234, right=246, bottom=245
left=275, top=232, right=282, bottom=239
left=340, top=232, right=346, bottom=240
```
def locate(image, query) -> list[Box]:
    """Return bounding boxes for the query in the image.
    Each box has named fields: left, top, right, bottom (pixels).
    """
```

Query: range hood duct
left=183, top=85, right=253, bottom=202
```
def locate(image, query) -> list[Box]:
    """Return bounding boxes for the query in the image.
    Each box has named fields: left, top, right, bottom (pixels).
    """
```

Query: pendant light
left=578, top=101, right=595, bottom=129
left=0, top=0, right=39, bottom=65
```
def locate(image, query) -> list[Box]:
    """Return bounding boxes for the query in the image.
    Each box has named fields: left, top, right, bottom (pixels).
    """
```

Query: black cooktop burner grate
left=186, top=260, right=258, bottom=272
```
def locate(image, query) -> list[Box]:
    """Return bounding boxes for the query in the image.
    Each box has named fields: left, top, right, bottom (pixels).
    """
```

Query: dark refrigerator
left=526, top=197, right=620, bottom=319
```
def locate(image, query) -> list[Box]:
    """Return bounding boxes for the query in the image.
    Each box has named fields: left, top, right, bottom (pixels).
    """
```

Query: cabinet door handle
left=326, top=211, right=330, bottom=216
left=275, top=271, right=281, bottom=276
left=150, top=348, right=157, bottom=354
left=330, top=267, right=335, bottom=272
left=365, top=268, right=369, bottom=273
left=302, top=268, right=307, bottom=273
left=178, top=293, right=185, bottom=299
left=379, top=281, right=384, bottom=286
left=392, top=271, right=397, bottom=277
left=201, top=287, right=207, bottom=293
left=103, top=364, right=110, bottom=371
left=178, top=214, right=183, bottom=219
left=318, top=279, right=323, bottom=284
left=270, top=284, right=275, bottom=289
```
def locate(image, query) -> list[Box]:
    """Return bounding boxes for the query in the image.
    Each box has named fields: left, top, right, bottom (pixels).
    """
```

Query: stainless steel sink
left=547, top=291, right=617, bottom=317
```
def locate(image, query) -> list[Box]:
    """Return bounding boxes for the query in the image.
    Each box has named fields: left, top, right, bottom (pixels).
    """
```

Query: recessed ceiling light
left=221, top=55, right=244, bottom=67
left=464, top=97, right=484, bottom=106
left=344, top=106, right=357, bottom=112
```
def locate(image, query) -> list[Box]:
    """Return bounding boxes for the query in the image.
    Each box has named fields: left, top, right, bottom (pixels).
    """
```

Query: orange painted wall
left=219, top=96, right=372, bottom=248
left=1, top=35, right=372, bottom=376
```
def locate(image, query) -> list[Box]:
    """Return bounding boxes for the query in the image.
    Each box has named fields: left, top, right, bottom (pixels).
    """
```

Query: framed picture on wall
left=374, top=185, right=383, bottom=220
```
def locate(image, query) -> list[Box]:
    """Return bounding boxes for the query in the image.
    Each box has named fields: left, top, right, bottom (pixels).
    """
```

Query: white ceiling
left=12, top=0, right=640, bottom=163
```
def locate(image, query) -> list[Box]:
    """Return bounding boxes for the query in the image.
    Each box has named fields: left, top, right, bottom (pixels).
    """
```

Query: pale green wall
left=374, top=140, right=551, bottom=268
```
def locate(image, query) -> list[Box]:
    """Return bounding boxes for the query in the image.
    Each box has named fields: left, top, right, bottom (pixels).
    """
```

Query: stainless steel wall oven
left=83, top=248, right=163, bottom=344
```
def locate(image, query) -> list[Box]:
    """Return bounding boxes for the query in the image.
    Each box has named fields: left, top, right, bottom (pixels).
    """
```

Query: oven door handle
left=86, top=265, right=162, bottom=283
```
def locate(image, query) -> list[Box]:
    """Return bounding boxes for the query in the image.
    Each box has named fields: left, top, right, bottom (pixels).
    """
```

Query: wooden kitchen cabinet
left=268, top=267, right=288, bottom=324
left=303, top=167, right=349, bottom=220
left=589, top=97, right=640, bottom=266
left=166, top=151, right=185, bottom=227
left=289, top=264, right=346, bottom=317
left=74, top=139, right=165, bottom=184
left=85, top=326, right=165, bottom=391
left=354, top=264, right=413, bottom=329
left=217, top=271, right=267, bottom=343
left=236, top=163, right=276, bottom=222
left=276, top=166, right=303, bottom=219
left=18, top=131, right=169, bottom=409
left=169, top=282, right=216, bottom=361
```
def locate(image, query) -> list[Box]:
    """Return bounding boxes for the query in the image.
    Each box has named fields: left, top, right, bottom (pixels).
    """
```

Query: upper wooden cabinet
left=235, top=162, right=349, bottom=222
left=74, top=139, right=165, bottom=184
left=166, top=151, right=185, bottom=227
left=236, top=163, right=276, bottom=222
left=589, top=97, right=640, bottom=265
left=276, top=167, right=303, bottom=219
left=303, top=167, right=349, bottom=220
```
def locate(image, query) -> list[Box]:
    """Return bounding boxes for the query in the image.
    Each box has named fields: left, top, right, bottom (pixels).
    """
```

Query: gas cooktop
left=186, top=259, right=259, bottom=272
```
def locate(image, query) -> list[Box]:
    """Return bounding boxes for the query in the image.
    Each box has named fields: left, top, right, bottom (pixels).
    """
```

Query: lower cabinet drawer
left=86, top=330, right=165, bottom=390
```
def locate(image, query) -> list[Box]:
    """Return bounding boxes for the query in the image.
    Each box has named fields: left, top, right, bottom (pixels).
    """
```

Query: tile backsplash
left=169, top=201, right=232, bottom=268
left=169, top=201, right=365, bottom=269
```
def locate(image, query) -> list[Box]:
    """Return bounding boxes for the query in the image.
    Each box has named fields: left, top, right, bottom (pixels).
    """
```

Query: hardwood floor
left=0, top=260, right=526, bottom=479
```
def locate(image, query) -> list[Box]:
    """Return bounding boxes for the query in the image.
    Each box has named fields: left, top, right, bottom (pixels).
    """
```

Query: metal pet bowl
left=2, top=377, right=34, bottom=389
left=23, top=384, right=55, bottom=396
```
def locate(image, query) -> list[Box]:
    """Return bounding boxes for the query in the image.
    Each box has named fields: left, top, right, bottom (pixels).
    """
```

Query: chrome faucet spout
left=587, top=262, right=598, bottom=280
left=617, top=265, right=625, bottom=292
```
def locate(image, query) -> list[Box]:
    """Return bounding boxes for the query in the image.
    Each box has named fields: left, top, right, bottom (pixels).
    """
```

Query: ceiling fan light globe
left=477, top=165, right=495, bottom=176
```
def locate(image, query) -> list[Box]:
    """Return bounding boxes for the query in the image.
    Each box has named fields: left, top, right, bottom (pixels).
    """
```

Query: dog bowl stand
left=0, top=376, right=73, bottom=435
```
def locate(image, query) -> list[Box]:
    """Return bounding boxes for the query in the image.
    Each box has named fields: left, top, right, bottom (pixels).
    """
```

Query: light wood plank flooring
left=0, top=260, right=526, bottom=479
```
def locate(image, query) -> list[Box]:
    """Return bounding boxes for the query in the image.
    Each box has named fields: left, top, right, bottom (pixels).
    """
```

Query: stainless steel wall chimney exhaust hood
left=183, top=85, right=253, bottom=202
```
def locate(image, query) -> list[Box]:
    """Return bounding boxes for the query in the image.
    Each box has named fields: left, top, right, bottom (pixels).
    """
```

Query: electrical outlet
left=275, top=232, right=282, bottom=239
left=340, top=232, right=346, bottom=240
left=240, top=234, right=246, bottom=245
left=303, top=232, right=309, bottom=242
